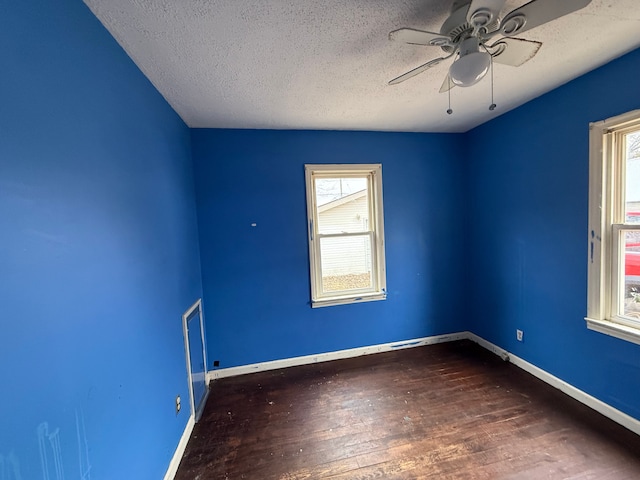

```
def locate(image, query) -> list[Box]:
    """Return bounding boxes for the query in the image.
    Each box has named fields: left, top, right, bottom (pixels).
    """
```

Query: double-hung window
left=586, top=109, right=640, bottom=344
left=305, top=164, right=386, bottom=308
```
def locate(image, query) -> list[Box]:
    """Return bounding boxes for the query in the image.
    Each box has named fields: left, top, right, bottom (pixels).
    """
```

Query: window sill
left=311, top=292, right=386, bottom=308
left=585, top=317, right=640, bottom=346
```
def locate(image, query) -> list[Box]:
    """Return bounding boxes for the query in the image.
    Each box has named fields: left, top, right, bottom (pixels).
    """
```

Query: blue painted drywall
left=3, top=2, right=639, bottom=477
left=191, top=129, right=467, bottom=368
left=0, top=1, right=202, bottom=478
left=466, top=47, right=640, bottom=420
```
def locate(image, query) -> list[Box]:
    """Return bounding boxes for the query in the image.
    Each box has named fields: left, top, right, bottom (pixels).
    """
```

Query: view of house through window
left=316, top=177, right=372, bottom=292
left=305, top=165, right=386, bottom=307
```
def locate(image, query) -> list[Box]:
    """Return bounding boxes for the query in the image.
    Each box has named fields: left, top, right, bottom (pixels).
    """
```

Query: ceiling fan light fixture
left=449, top=50, right=491, bottom=87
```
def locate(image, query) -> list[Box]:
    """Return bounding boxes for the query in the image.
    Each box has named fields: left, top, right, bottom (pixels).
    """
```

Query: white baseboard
left=164, top=330, right=639, bottom=479
left=206, top=332, right=468, bottom=382
left=467, top=332, right=640, bottom=437
left=207, top=332, right=640, bottom=436
left=163, top=414, right=195, bottom=480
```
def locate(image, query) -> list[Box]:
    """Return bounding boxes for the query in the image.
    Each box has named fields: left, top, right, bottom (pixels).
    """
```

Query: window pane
left=624, top=130, right=640, bottom=223
left=623, top=230, right=640, bottom=318
left=319, top=235, right=373, bottom=293
left=315, top=177, right=369, bottom=234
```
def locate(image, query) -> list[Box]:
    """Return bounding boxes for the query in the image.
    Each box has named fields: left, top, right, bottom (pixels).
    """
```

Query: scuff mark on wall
left=391, top=341, right=421, bottom=349
left=0, top=451, right=23, bottom=480
left=38, top=422, right=65, bottom=480
left=76, top=410, right=92, bottom=480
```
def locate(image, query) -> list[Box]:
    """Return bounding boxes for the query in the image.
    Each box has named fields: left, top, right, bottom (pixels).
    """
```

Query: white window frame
left=586, top=109, right=640, bottom=345
left=305, top=164, right=387, bottom=308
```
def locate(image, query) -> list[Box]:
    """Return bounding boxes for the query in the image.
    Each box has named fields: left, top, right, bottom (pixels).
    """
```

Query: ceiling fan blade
left=466, top=0, right=507, bottom=28
left=489, top=37, right=542, bottom=67
left=389, top=28, right=452, bottom=47
left=388, top=57, right=447, bottom=86
left=439, top=74, right=457, bottom=93
left=500, top=0, right=592, bottom=37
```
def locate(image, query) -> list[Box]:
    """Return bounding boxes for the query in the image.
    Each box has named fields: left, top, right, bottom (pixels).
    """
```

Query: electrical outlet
left=175, top=395, right=181, bottom=414
left=213, top=360, right=220, bottom=367
left=516, top=329, right=524, bottom=342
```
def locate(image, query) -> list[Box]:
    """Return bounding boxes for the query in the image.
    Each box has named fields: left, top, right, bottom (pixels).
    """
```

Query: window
left=586, top=109, right=640, bottom=344
left=305, top=164, right=387, bottom=308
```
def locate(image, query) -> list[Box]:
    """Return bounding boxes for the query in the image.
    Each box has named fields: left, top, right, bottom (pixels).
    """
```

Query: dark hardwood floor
left=175, top=340, right=640, bottom=479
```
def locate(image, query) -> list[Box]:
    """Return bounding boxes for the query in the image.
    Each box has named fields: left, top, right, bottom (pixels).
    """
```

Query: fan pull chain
left=447, top=76, right=453, bottom=115
left=489, top=53, right=496, bottom=111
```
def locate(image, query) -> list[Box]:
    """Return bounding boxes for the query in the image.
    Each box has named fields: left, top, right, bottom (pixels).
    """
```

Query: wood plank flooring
left=175, top=340, right=640, bottom=479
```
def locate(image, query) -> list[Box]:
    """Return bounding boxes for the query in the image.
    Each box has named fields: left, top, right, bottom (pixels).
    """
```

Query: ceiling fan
left=388, top=0, right=592, bottom=93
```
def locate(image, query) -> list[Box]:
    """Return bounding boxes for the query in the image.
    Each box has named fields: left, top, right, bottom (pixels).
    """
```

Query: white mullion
left=312, top=182, right=323, bottom=300
left=367, top=172, right=375, bottom=231
left=369, top=232, right=378, bottom=291
left=613, top=132, right=626, bottom=224
left=368, top=169, right=381, bottom=291
left=587, top=122, right=606, bottom=322
left=373, top=166, right=386, bottom=293
left=602, top=130, right=614, bottom=322
left=314, top=231, right=324, bottom=298
left=604, top=127, right=626, bottom=319
left=611, top=225, right=624, bottom=318
left=364, top=171, right=377, bottom=291
left=317, top=231, right=372, bottom=240
left=306, top=168, right=321, bottom=302
left=607, top=130, right=621, bottom=322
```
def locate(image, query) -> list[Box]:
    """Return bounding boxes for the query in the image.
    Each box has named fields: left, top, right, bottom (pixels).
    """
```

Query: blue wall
left=466, top=47, right=640, bottom=420
left=191, top=129, right=467, bottom=368
left=0, top=1, right=202, bottom=478
left=3, top=1, right=640, bottom=476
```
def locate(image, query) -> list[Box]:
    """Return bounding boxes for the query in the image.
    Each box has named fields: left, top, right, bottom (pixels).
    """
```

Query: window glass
left=623, top=230, right=640, bottom=319
left=624, top=130, right=640, bottom=223
left=319, top=235, right=373, bottom=293
left=315, top=177, right=369, bottom=234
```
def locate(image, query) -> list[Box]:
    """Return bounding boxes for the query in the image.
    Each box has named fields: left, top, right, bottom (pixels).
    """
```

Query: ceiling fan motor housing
left=440, top=3, right=498, bottom=53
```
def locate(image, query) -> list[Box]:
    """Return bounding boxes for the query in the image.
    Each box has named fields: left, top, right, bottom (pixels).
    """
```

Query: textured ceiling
left=84, top=0, right=640, bottom=133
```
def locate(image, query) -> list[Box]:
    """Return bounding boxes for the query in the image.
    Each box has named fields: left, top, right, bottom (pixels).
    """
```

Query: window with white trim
left=586, top=109, right=640, bottom=345
left=305, top=164, right=387, bottom=308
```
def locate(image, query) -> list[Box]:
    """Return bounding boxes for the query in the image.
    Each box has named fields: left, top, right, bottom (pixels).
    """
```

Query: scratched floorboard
left=175, top=340, right=640, bottom=479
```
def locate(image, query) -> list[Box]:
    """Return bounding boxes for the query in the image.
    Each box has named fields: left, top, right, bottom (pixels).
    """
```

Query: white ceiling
left=84, top=0, right=640, bottom=133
